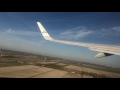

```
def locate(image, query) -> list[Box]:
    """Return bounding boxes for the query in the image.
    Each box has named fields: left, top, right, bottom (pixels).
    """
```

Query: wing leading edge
left=37, top=22, right=120, bottom=58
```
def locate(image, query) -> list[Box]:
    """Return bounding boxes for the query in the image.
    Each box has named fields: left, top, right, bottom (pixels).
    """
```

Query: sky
left=0, top=12, right=120, bottom=68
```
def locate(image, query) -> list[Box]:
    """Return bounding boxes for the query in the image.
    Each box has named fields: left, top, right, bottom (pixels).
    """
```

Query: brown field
left=63, top=65, right=120, bottom=78
left=32, top=69, right=67, bottom=78
left=0, top=65, right=67, bottom=78
left=0, top=65, right=93, bottom=78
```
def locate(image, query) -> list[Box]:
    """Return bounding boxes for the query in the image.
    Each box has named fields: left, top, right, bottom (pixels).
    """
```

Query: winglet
left=37, top=22, right=53, bottom=40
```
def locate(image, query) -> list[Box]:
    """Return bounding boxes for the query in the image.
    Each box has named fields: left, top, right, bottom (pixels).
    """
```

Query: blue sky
left=0, top=12, right=120, bottom=68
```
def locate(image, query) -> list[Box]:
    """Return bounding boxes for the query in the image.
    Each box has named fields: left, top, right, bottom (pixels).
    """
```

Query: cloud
left=112, top=26, right=120, bottom=32
left=96, top=26, right=120, bottom=36
left=60, top=25, right=120, bottom=40
left=60, top=26, right=93, bottom=40
left=5, top=28, right=40, bottom=37
left=0, top=28, right=47, bottom=44
left=99, top=28, right=113, bottom=35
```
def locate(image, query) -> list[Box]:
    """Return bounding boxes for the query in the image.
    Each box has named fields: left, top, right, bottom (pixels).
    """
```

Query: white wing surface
left=37, top=22, right=120, bottom=58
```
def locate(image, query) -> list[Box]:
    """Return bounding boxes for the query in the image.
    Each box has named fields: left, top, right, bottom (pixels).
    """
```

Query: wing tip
left=37, top=21, right=53, bottom=41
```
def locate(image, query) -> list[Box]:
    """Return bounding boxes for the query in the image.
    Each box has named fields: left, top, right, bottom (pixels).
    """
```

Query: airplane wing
left=37, top=22, right=120, bottom=58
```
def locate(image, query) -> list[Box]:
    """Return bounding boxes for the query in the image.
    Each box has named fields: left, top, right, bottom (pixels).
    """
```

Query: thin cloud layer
left=97, top=26, right=120, bottom=36
left=60, top=25, right=120, bottom=40
left=60, top=26, right=93, bottom=40
left=5, top=28, right=40, bottom=37
left=113, top=26, right=120, bottom=32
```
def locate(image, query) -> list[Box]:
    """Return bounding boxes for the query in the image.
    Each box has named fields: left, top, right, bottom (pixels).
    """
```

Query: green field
left=36, top=63, right=67, bottom=70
